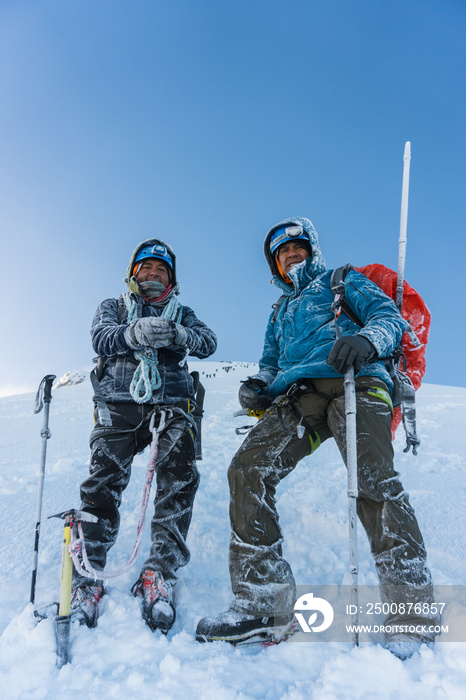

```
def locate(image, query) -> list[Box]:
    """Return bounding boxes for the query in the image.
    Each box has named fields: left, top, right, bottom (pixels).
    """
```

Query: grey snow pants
left=78, top=402, right=199, bottom=583
left=228, top=377, right=435, bottom=634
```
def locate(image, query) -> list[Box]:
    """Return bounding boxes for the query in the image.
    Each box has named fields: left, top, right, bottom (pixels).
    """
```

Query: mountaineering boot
left=195, top=609, right=294, bottom=644
left=69, top=582, right=104, bottom=628
left=385, top=633, right=431, bottom=660
left=132, top=569, right=175, bottom=634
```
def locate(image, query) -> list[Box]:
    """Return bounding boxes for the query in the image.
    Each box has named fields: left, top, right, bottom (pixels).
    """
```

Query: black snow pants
left=78, top=402, right=199, bottom=582
left=228, top=377, right=436, bottom=635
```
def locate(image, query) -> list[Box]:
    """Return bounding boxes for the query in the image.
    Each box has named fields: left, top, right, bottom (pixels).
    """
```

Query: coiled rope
left=124, top=292, right=183, bottom=403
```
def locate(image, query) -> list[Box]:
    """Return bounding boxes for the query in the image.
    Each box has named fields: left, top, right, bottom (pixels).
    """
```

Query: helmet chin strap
left=276, top=256, right=292, bottom=284
left=133, top=261, right=143, bottom=277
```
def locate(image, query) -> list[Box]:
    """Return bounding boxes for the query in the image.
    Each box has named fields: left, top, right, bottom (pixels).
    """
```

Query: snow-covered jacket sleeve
left=91, top=298, right=130, bottom=357
left=250, top=313, right=280, bottom=390
left=344, top=270, right=406, bottom=357
left=179, top=306, right=217, bottom=359
left=90, top=299, right=217, bottom=359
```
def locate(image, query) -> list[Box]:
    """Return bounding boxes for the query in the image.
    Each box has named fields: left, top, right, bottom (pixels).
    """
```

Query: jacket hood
left=263, top=216, right=327, bottom=281
left=124, top=238, right=179, bottom=296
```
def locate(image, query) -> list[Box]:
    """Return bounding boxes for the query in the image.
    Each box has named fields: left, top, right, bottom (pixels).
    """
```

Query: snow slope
left=0, top=361, right=465, bottom=699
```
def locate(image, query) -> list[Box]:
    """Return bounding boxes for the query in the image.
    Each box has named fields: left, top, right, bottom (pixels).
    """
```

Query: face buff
left=139, top=280, right=167, bottom=300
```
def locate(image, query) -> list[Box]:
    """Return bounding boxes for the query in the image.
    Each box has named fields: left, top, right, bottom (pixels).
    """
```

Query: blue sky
left=1, top=0, right=465, bottom=395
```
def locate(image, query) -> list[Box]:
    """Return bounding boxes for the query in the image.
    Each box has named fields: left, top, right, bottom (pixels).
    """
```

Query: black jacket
left=91, top=295, right=217, bottom=404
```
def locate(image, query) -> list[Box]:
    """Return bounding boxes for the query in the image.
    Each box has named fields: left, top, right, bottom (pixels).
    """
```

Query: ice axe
left=49, top=508, right=99, bottom=667
left=30, top=374, right=56, bottom=606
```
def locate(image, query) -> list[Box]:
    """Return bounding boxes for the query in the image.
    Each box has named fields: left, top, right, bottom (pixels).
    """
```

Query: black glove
left=326, top=335, right=375, bottom=376
left=238, top=378, right=271, bottom=411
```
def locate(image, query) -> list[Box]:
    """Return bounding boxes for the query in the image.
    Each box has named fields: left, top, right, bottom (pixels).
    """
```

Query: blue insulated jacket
left=254, top=217, right=406, bottom=398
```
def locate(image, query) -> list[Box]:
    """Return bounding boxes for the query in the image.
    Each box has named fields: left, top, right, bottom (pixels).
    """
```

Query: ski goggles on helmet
left=134, top=244, right=173, bottom=270
left=269, top=225, right=310, bottom=255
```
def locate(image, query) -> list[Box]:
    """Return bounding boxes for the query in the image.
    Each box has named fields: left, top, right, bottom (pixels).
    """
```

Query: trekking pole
left=395, top=140, right=419, bottom=351
left=396, top=141, right=411, bottom=311
left=395, top=142, right=421, bottom=454
left=344, top=366, right=359, bottom=646
left=30, top=374, right=56, bottom=605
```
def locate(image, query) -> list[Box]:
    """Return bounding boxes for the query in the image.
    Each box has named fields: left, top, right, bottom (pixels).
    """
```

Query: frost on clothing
left=91, top=298, right=217, bottom=404
left=255, top=217, right=406, bottom=398
left=227, top=376, right=435, bottom=631
left=214, top=217, right=436, bottom=645
left=74, top=237, right=217, bottom=633
left=79, top=406, right=199, bottom=581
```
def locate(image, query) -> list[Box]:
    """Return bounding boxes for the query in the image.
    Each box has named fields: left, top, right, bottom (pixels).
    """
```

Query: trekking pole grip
left=43, top=375, right=55, bottom=404
left=34, top=374, right=57, bottom=415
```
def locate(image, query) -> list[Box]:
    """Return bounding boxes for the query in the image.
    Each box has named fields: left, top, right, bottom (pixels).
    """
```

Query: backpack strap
left=271, top=294, right=287, bottom=325
left=330, top=263, right=353, bottom=294
left=330, top=264, right=364, bottom=328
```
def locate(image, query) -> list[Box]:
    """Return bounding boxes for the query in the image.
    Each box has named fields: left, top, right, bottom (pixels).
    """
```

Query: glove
left=238, top=378, right=271, bottom=411
left=326, top=335, right=375, bottom=376
left=124, top=318, right=176, bottom=350
left=173, top=323, right=188, bottom=348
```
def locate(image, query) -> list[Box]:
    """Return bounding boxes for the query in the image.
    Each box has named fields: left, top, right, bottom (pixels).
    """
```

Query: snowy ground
left=1, top=361, right=465, bottom=699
